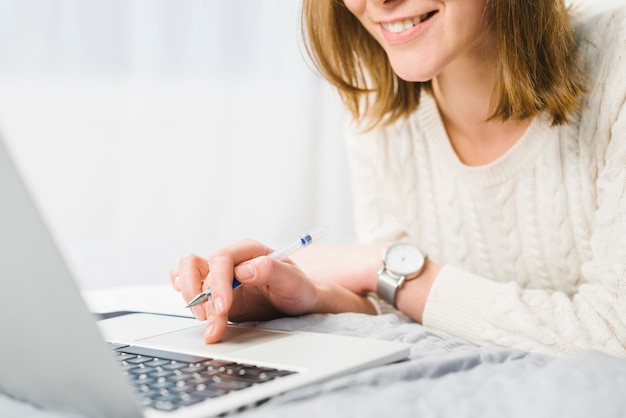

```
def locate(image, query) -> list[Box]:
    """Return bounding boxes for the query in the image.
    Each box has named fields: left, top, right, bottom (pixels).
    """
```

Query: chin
left=389, top=60, right=436, bottom=83
left=392, top=68, right=433, bottom=83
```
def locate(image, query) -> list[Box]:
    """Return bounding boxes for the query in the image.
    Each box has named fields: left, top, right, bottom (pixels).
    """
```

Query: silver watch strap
left=376, top=271, right=402, bottom=309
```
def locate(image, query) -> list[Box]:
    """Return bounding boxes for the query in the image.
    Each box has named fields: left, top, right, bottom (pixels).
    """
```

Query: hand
left=170, top=239, right=321, bottom=343
left=171, top=239, right=380, bottom=343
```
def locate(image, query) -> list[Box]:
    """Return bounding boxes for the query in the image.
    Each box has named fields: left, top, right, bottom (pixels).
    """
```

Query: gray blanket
left=2, top=313, right=625, bottom=417
left=234, top=313, right=626, bottom=418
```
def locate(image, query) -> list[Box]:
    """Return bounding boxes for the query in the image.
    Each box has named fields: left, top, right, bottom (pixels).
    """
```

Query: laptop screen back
left=0, top=137, right=142, bottom=417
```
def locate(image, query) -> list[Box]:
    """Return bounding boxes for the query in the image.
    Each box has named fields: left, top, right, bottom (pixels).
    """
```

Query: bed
left=232, top=313, right=626, bottom=418
left=2, top=287, right=625, bottom=418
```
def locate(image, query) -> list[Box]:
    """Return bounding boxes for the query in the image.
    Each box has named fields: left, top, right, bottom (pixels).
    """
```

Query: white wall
left=1, top=0, right=625, bottom=289
left=0, top=1, right=355, bottom=289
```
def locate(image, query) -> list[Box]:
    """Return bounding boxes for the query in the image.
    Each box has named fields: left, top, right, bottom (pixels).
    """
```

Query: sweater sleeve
left=424, top=10, right=626, bottom=357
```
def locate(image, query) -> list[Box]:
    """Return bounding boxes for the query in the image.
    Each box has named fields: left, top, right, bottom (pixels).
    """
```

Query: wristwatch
left=376, top=243, right=427, bottom=309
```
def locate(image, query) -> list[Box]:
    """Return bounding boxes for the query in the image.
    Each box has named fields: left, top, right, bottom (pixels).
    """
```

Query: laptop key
left=161, top=361, right=186, bottom=371
left=126, top=356, right=154, bottom=365
left=149, top=369, right=175, bottom=379
left=145, top=358, right=170, bottom=368
left=129, top=366, right=157, bottom=376
left=213, top=379, right=252, bottom=392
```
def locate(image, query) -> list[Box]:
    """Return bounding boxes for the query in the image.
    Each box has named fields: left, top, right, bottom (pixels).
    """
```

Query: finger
left=205, top=239, right=274, bottom=312
left=202, top=291, right=229, bottom=344
left=203, top=239, right=274, bottom=342
left=234, top=255, right=296, bottom=288
left=176, top=253, right=210, bottom=320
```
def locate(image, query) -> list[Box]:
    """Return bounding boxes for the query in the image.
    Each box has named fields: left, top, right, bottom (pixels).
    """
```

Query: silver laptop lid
left=0, top=136, right=142, bottom=417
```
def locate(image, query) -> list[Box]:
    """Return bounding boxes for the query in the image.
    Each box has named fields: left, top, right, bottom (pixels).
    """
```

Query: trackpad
left=137, top=323, right=293, bottom=357
left=97, top=313, right=199, bottom=344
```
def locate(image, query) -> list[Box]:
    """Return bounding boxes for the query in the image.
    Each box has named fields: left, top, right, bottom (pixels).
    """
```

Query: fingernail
left=214, top=296, right=225, bottom=315
left=204, top=321, right=215, bottom=340
left=235, top=262, right=255, bottom=280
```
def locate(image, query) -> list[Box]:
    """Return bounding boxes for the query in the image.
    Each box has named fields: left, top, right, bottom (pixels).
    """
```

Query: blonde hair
left=301, top=0, right=588, bottom=129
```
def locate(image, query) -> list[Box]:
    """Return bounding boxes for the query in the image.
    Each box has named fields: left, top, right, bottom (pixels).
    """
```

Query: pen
left=185, top=226, right=329, bottom=308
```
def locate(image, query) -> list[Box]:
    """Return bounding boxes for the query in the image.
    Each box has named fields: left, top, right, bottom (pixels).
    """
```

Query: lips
left=381, top=11, right=438, bottom=34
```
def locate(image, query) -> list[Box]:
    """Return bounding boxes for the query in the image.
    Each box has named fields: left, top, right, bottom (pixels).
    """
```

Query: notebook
left=0, top=135, right=410, bottom=418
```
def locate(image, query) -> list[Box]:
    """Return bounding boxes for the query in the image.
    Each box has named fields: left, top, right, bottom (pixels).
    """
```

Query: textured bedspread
left=2, top=313, right=625, bottom=417
left=235, top=313, right=626, bottom=418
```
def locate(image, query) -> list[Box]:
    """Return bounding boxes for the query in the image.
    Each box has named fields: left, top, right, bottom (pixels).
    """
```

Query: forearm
left=291, top=244, right=384, bottom=295
left=294, top=244, right=442, bottom=321
left=292, top=244, right=382, bottom=315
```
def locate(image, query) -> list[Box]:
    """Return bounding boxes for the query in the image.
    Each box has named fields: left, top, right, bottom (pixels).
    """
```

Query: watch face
left=385, top=243, right=425, bottom=276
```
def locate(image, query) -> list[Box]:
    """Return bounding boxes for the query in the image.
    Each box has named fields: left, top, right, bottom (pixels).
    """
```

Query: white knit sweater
left=345, top=7, right=626, bottom=358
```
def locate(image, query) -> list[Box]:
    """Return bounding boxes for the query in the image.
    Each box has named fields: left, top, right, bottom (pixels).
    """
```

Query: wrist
left=376, top=243, right=428, bottom=309
left=395, top=259, right=441, bottom=323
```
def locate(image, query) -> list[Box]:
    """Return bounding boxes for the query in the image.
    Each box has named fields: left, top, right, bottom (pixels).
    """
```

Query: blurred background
left=1, top=0, right=624, bottom=289
left=0, top=0, right=352, bottom=289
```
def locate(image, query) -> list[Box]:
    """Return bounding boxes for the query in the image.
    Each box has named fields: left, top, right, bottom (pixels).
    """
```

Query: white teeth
left=382, top=13, right=432, bottom=34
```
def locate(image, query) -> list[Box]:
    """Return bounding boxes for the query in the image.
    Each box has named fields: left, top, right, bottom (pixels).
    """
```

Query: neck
left=431, top=41, right=531, bottom=166
left=432, top=33, right=499, bottom=133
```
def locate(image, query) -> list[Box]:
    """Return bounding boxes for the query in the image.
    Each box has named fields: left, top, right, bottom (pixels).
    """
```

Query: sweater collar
left=415, top=92, right=555, bottom=189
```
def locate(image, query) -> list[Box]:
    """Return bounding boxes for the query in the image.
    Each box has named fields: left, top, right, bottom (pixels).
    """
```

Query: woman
left=171, top=0, right=626, bottom=358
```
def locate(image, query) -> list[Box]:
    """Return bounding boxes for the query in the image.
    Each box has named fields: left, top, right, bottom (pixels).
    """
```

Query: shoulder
left=572, top=5, right=626, bottom=44
left=569, top=7, right=626, bottom=220
left=573, top=6, right=626, bottom=86
left=571, top=6, right=626, bottom=154
left=343, top=97, right=445, bottom=190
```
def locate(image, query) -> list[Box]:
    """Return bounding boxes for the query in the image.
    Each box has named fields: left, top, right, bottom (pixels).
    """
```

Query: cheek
left=341, top=0, right=364, bottom=16
left=457, top=1, right=490, bottom=37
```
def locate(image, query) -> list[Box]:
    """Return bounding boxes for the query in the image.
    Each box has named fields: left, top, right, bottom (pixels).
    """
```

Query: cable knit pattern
left=344, top=8, right=626, bottom=357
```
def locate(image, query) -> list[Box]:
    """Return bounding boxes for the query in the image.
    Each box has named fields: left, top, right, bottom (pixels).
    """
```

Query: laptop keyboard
left=111, top=344, right=296, bottom=412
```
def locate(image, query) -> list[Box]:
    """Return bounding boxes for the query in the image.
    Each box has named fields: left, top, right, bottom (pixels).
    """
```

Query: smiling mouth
left=381, top=11, right=438, bottom=33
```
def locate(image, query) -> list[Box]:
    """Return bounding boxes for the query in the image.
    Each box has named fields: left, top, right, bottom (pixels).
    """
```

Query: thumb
left=234, top=261, right=256, bottom=283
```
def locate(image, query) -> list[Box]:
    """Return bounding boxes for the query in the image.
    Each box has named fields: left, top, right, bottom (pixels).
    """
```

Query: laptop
left=0, top=135, right=410, bottom=418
